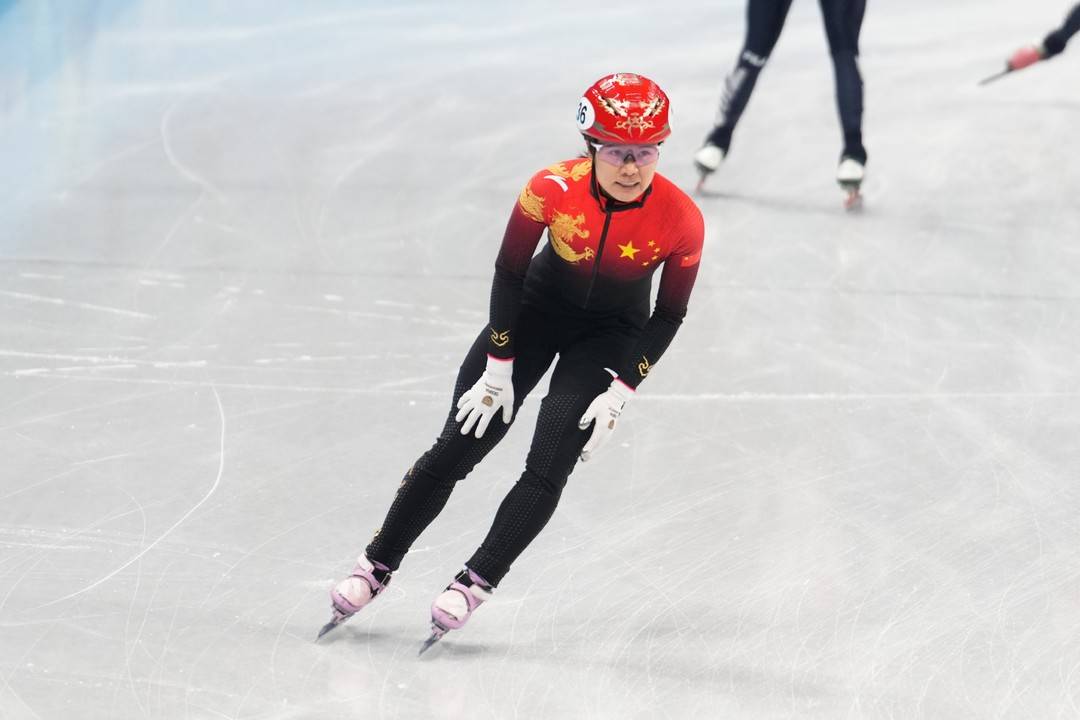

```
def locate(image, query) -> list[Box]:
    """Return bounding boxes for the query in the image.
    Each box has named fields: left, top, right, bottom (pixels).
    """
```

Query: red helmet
left=576, top=72, right=671, bottom=144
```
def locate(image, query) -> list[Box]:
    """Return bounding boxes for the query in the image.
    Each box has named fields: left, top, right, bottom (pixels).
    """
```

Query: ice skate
left=419, top=567, right=493, bottom=655
left=979, top=44, right=1046, bottom=85
left=693, top=143, right=725, bottom=192
left=317, top=556, right=392, bottom=640
left=836, top=155, right=865, bottom=211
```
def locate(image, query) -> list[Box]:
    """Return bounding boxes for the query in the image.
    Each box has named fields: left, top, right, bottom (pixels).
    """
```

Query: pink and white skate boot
left=419, top=568, right=493, bottom=654
left=981, top=44, right=1047, bottom=85
left=317, top=556, right=392, bottom=639
left=1007, top=44, right=1045, bottom=71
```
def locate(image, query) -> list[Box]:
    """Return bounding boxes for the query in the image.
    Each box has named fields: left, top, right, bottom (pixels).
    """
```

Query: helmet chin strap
left=584, top=143, right=609, bottom=203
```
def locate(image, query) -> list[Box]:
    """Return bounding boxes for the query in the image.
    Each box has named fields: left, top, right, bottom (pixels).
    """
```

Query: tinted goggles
left=590, top=143, right=661, bottom=167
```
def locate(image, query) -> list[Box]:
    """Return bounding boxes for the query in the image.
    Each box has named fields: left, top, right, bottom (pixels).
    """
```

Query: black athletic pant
left=365, top=304, right=637, bottom=587
left=1043, top=3, right=1080, bottom=57
left=707, top=0, right=867, bottom=163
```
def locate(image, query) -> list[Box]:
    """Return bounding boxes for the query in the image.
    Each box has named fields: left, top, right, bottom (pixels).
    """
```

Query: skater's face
left=588, top=142, right=659, bottom=203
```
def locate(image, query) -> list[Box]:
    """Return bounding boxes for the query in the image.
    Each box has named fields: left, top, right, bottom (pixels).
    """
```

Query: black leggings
left=1043, top=3, right=1080, bottom=57
left=708, top=0, right=867, bottom=162
left=366, top=306, right=636, bottom=586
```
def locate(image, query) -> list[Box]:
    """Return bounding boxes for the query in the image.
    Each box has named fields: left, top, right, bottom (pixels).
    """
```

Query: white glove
left=578, top=378, right=634, bottom=462
left=455, top=356, right=514, bottom=439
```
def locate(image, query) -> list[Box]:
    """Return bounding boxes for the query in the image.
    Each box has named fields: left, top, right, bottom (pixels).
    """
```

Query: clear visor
left=590, top=143, right=661, bottom=167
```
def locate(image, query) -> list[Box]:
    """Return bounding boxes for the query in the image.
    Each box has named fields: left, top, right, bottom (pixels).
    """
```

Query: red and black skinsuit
left=366, top=157, right=704, bottom=586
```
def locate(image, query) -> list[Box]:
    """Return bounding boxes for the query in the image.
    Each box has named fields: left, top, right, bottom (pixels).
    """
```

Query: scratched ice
left=2, top=1, right=1079, bottom=718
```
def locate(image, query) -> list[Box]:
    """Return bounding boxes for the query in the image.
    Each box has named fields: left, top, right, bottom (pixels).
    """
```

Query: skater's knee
left=404, top=464, right=455, bottom=489
left=444, top=438, right=501, bottom=480
left=418, top=424, right=508, bottom=482
left=412, top=454, right=472, bottom=487
left=520, top=464, right=567, bottom=497
left=829, top=44, right=859, bottom=62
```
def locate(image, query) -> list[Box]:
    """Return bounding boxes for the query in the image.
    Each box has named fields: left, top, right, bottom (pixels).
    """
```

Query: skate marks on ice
left=16, top=385, right=228, bottom=611
left=972, top=96, right=1080, bottom=113
left=313, top=608, right=419, bottom=645
left=694, top=187, right=839, bottom=217
left=695, top=187, right=864, bottom=218
left=313, top=623, right=399, bottom=645
left=0, top=289, right=155, bottom=320
left=311, top=606, right=490, bottom=657
left=417, top=637, right=493, bottom=659
left=692, top=181, right=883, bottom=217
left=415, top=624, right=494, bottom=657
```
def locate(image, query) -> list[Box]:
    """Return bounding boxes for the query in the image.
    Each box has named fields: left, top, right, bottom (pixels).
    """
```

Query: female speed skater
left=693, top=0, right=869, bottom=207
left=319, top=73, right=705, bottom=652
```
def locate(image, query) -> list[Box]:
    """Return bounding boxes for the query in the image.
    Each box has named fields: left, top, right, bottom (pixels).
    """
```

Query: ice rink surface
left=2, top=0, right=1080, bottom=718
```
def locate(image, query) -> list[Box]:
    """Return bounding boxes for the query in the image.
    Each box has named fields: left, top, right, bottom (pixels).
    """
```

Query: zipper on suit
left=583, top=209, right=613, bottom=307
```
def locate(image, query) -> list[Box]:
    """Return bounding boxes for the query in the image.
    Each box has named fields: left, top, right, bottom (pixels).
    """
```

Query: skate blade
left=316, top=614, right=348, bottom=641
left=978, top=67, right=1012, bottom=86
left=842, top=189, right=863, bottom=212
left=693, top=164, right=713, bottom=194
left=418, top=625, right=448, bottom=656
